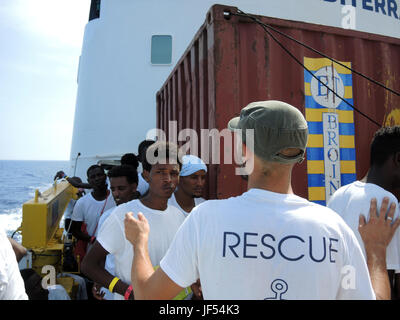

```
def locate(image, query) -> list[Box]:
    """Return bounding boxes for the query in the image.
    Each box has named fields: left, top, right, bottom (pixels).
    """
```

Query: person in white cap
left=168, top=155, right=207, bottom=217
left=124, top=100, right=400, bottom=300
left=168, top=154, right=207, bottom=299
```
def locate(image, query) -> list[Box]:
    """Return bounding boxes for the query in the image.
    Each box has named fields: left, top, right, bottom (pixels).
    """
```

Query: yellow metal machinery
left=20, top=180, right=81, bottom=299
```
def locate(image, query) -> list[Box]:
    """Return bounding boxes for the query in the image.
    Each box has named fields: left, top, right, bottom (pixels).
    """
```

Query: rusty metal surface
left=157, top=4, right=400, bottom=200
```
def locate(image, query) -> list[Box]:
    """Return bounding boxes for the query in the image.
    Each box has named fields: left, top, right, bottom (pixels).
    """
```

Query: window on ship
left=151, top=35, right=173, bottom=65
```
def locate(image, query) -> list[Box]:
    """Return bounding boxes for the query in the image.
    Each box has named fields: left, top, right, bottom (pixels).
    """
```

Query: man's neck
left=140, top=193, right=169, bottom=211
left=366, top=168, right=392, bottom=193
left=248, top=178, right=293, bottom=194
left=174, top=188, right=195, bottom=213
left=91, top=187, right=108, bottom=201
left=247, top=164, right=294, bottom=194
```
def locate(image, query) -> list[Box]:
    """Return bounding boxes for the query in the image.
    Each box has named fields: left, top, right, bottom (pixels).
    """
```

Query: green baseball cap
left=228, top=100, right=308, bottom=164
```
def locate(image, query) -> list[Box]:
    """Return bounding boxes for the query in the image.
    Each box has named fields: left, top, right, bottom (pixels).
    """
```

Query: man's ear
left=142, top=169, right=150, bottom=183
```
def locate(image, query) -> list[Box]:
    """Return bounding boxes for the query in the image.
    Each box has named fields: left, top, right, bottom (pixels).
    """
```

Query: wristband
left=124, top=285, right=133, bottom=300
left=108, top=277, right=120, bottom=293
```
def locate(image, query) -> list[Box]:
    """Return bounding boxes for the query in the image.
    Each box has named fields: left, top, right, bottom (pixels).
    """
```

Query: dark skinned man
left=70, top=165, right=116, bottom=264
left=81, top=142, right=189, bottom=300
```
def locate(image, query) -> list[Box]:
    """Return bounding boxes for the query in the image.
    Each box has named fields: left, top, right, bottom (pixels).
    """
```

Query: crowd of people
left=1, top=100, right=400, bottom=300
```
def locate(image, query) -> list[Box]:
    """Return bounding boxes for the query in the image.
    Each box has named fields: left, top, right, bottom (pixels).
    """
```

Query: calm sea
left=0, top=160, right=71, bottom=239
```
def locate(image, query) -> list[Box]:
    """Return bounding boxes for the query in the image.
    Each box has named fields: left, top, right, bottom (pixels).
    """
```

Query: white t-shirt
left=168, top=193, right=206, bottom=217
left=327, top=181, right=400, bottom=270
left=137, top=173, right=149, bottom=196
left=97, top=199, right=185, bottom=299
left=71, top=192, right=116, bottom=237
left=160, top=188, right=375, bottom=300
left=0, top=228, right=28, bottom=300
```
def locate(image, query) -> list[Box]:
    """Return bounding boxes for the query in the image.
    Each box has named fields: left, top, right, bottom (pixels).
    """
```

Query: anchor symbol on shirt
left=264, top=279, right=288, bottom=300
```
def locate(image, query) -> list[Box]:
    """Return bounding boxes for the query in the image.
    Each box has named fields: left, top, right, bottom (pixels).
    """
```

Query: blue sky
left=0, top=0, right=91, bottom=160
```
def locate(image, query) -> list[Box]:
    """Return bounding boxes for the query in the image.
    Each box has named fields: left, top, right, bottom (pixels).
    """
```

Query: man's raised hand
left=359, top=197, right=400, bottom=250
left=124, top=212, right=150, bottom=246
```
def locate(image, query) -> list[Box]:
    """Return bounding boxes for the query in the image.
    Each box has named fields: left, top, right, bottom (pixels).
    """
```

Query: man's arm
left=54, top=171, right=92, bottom=189
left=8, top=238, right=27, bottom=262
left=67, top=177, right=92, bottom=189
left=70, top=220, right=91, bottom=242
left=81, top=241, right=133, bottom=299
left=359, top=197, right=400, bottom=300
left=124, top=212, right=183, bottom=299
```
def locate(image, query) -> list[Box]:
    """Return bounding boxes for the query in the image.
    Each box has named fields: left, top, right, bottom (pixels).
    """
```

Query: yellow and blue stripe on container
left=304, top=57, right=356, bottom=206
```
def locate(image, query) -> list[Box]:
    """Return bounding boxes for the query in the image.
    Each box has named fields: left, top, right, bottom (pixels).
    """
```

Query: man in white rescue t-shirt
left=70, top=165, right=116, bottom=262
left=91, top=141, right=188, bottom=300
left=81, top=164, right=139, bottom=300
left=168, top=154, right=207, bottom=217
left=328, top=126, right=400, bottom=298
left=124, top=100, right=400, bottom=300
left=0, top=227, right=28, bottom=300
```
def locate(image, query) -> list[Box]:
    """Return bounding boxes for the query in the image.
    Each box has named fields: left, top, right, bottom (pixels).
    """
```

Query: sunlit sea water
left=0, top=160, right=70, bottom=240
